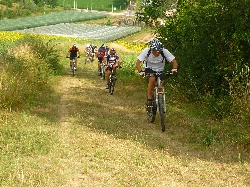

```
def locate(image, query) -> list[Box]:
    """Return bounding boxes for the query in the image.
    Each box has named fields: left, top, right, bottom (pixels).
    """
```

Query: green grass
left=58, top=0, right=128, bottom=12
left=0, top=35, right=249, bottom=186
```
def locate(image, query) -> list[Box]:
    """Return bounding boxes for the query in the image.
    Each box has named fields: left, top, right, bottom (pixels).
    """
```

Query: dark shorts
left=145, top=68, right=160, bottom=74
left=145, top=68, right=164, bottom=80
left=98, top=57, right=104, bottom=63
left=106, top=63, right=116, bottom=72
left=70, top=56, right=77, bottom=60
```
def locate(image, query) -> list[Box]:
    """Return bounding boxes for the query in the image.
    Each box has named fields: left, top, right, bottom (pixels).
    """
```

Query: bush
left=156, top=1, right=250, bottom=119
left=0, top=36, right=61, bottom=110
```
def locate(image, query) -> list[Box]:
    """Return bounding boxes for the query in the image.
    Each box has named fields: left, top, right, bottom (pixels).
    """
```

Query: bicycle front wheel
left=72, top=63, right=75, bottom=76
left=109, top=80, right=115, bottom=95
left=147, top=98, right=156, bottom=123
left=158, top=93, right=165, bottom=132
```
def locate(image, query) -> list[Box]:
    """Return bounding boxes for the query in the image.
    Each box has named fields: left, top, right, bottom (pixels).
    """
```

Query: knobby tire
left=147, top=96, right=156, bottom=123
left=72, top=62, right=75, bottom=76
left=109, top=75, right=115, bottom=95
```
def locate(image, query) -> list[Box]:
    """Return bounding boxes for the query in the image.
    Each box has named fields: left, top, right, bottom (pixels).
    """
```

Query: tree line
left=0, top=0, right=58, bottom=19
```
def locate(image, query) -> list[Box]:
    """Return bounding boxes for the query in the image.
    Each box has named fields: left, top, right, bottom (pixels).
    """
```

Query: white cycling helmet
left=150, top=39, right=163, bottom=52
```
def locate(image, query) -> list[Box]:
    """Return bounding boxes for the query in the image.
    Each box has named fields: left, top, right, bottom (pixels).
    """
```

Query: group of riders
left=66, top=38, right=178, bottom=111
left=66, top=43, right=121, bottom=89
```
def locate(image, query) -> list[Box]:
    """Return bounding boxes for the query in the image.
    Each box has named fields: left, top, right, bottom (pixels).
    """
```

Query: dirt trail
left=52, top=55, right=250, bottom=187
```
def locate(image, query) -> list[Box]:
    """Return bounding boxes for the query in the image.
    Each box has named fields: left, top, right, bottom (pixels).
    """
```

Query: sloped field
left=0, top=11, right=106, bottom=31
left=15, top=23, right=141, bottom=42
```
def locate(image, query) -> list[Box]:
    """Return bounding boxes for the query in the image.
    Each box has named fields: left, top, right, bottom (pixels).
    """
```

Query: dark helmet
left=150, top=39, right=163, bottom=52
left=101, top=43, right=105, bottom=48
left=110, top=48, right=116, bottom=54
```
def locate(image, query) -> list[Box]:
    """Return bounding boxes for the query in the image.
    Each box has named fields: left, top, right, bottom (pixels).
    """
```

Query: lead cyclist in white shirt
left=136, top=38, right=178, bottom=107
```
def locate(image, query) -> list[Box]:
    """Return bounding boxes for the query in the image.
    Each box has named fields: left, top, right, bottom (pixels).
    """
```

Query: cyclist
left=91, top=44, right=97, bottom=61
left=66, top=44, right=80, bottom=71
left=135, top=38, right=178, bottom=109
left=105, top=45, right=110, bottom=55
left=85, top=44, right=92, bottom=61
left=103, top=48, right=121, bottom=89
left=97, top=44, right=107, bottom=76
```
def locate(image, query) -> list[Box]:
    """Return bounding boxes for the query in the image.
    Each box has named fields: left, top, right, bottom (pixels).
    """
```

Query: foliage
left=58, top=0, right=129, bottom=11
left=0, top=35, right=61, bottom=110
left=138, top=0, right=250, bottom=119
left=136, top=0, right=176, bottom=25
left=46, top=0, right=58, bottom=8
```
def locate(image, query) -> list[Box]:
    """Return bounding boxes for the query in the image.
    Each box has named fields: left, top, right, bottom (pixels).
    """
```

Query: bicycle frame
left=146, top=71, right=172, bottom=132
left=71, top=57, right=76, bottom=76
left=66, top=56, right=79, bottom=76
left=154, top=73, right=167, bottom=113
left=108, top=64, right=116, bottom=95
left=107, top=64, right=121, bottom=95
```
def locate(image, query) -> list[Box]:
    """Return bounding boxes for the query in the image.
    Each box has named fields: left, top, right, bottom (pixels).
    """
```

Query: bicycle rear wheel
left=158, top=94, right=165, bottom=132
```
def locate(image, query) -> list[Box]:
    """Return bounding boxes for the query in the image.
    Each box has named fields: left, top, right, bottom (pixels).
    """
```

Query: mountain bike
left=85, top=51, right=94, bottom=64
left=107, top=64, right=121, bottom=95
left=67, top=56, right=80, bottom=76
left=145, top=71, right=172, bottom=132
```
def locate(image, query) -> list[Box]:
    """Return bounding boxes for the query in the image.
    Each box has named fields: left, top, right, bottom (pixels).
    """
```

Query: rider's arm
left=117, top=59, right=121, bottom=67
left=171, top=59, right=178, bottom=69
left=103, top=57, right=108, bottom=66
left=171, top=58, right=178, bottom=74
left=77, top=49, right=80, bottom=56
left=136, top=59, right=143, bottom=72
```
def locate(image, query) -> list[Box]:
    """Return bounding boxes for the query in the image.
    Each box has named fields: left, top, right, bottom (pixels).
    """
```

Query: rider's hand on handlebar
left=171, top=68, right=178, bottom=75
left=139, top=70, right=145, bottom=76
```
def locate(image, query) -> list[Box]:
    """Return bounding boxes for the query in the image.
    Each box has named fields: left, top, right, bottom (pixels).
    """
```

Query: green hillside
left=0, top=34, right=249, bottom=186
left=58, top=0, right=129, bottom=12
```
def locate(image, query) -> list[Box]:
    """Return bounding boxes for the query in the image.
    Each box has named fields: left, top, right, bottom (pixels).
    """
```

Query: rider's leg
left=97, top=57, right=101, bottom=75
left=106, top=71, right=110, bottom=89
left=146, top=76, right=155, bottom=108
left=75, top=59, right=77, bottom=68
left=70, top=59, right=73, bottom=70
left=147, top=76, right=155, bottom=100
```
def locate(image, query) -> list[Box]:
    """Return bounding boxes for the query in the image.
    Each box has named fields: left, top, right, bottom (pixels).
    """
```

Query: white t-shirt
left=137, top=48, right=175, bottom=72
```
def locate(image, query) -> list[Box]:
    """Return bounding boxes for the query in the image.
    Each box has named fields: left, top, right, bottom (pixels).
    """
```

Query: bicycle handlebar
left=66, top=56, right=80, bottom=59
left=145, top=71, right=173, bottom=77
left=106, top=64, right=122, bottom=69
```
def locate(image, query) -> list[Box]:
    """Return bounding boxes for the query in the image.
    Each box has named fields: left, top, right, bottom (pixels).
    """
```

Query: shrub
left=0, top=35, right=61, bottom=110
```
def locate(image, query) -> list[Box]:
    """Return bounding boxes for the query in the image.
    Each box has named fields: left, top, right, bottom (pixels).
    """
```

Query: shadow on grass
left=31, top=61, right=250, bottom=164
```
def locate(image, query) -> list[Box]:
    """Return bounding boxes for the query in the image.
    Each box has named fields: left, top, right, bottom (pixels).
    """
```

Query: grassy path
left=51, top=59, right=250, bottom=186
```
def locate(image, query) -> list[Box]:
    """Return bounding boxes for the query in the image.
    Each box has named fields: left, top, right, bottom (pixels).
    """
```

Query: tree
left=45, top=0, right=58, bottom=8
left=136, top=0, right=177, bottom=25
left=137, top=0, right=250, bottom=117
